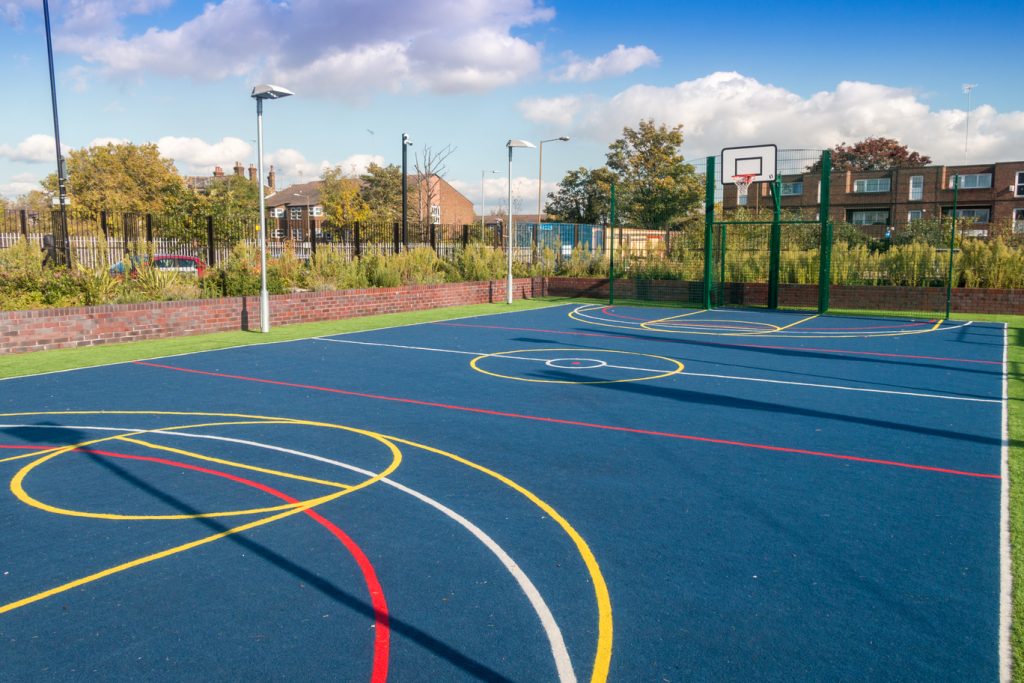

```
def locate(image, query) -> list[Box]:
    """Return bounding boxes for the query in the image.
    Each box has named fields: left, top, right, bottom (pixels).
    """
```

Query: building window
left=780, top=181, right=803, bottom=196
left=943, top=207, right=991, bottom=222
left=311, top=205, right=323, bottom=217
left=949, top=173, right=992, bottom=189
left=849, top=210, right=889, bottom=225
left=270, top=207, right=284, bottom=218
left=289, top=207, right=303, bottom=220
left=907, top=210, right=924, bottom=222
left=909, top=175, right=924, bottom=201
left=430, top=204, right=441, bottom=224
left=1015, top=172, right=1024, bottom=197
left=853, top=178, right=891, bottom=193
left=1014, top=209, right=1024, bottom=232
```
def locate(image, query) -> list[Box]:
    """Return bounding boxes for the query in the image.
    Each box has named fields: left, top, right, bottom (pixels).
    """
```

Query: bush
left=454, top=243, right=505, bottom=281
left=390, top=247, right=448, bottom=285
left=361, top=250, right=402, bottom=288
left=304, top=248, right=367, bottom=291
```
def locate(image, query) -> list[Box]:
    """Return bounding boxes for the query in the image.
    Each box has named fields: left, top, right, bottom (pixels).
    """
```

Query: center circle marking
left=470, top=348, right=684, bottom=384
left=545, top=358, right=607, bottom=370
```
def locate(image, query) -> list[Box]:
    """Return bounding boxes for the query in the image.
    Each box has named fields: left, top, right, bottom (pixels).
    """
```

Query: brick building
left=265, top=181, right=323, bottom=239
left=726, top=161, right=1024, bottom=234
left=411, top=174, right=475, bottom=226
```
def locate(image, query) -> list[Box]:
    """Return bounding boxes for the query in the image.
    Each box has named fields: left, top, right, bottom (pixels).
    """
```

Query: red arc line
left=133, top=361, right=1000, bottom=480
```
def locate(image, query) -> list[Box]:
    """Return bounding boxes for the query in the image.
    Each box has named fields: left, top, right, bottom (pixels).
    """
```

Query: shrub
left=390, top=247, right=448, bottom=285
left=454, top=243, right=505, bottom=281
left=304, top=248, right=367, bottom=291
left=361, top=250, right=402, bottom=288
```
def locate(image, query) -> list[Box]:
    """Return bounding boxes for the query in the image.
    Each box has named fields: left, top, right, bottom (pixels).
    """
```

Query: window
left=1014, top=209, right=1024, bottom=233
left=909, top=175, right=924, bottom=201
left=430, top=204, right=441, bottom=224
left=907, top=210, right=924, bottom=222
left=780, top=181, right=803, bottom=196
left=1015, top=172, right=1024, bottom=197
left=849, top=210, right=889, bottom=225
left=853, top=178, right=891, bottom=193
left=311, top=205, right=323, bottom=217
left=948, top=173, right=992, bottom=189
left=943, top=207, right=991, bottom=222
left=289, top=207, right=303, bottom=220
left=270, top=207, right=284, bottom=217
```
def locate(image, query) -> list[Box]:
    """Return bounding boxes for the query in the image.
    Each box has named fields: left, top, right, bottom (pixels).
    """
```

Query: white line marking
left=317, top=337, right=1000, bottom=403
left=0, top=422, right=576, bottom=683
left=999, top=323, right=1012, bottom=683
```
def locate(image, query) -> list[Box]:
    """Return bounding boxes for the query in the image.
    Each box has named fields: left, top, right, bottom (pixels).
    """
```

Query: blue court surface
left=0, top=303, right=1009, bottom=681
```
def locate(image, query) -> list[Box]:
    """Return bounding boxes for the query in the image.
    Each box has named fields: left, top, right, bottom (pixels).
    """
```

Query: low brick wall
left=548, top=277, right=1023, bottom=315
left=0, top=277, right=544, bottom=355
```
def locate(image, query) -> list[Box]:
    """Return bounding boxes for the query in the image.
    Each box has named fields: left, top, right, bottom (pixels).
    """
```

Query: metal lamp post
left=481, top=169, right=497, bottom=240
left=43, top=0, right=69, bottom=264
left=536, top=136, right=569, bottom=231
left=402, top=133, right=412, bottom=251
left=506, top=139, right=536, bottom=304
left=251, top=84, right=294, bottom=333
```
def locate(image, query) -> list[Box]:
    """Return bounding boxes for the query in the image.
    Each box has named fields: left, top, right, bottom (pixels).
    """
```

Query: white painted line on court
left=999, top=323, right=1011, bottom=683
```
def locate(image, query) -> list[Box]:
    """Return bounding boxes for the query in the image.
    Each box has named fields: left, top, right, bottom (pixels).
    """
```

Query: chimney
left=233, top=161, right=244, bottom=177
left=248, top=164, right=257, bottom=182
left=267, top=165, right=276, bottom=191
left=213, top=166, right=224, bottom=178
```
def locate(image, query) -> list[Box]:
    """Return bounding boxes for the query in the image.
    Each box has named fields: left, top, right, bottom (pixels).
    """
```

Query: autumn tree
left=320, top=166, right=369, bottom=225
left=41, top=142, right=185, bottom=216
left=360, top=163, right=404, bottom=224
left=413, top=144, right=456, bottom=227
left=809, top=137, right=931, bottom=171
left=605, top=119, right=701, bottom=229
left=546, top=166, right=616, bottom=224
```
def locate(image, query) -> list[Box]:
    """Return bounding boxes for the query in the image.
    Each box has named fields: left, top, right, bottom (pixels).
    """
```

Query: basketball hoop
left=732, top=173, right=757, bottom=206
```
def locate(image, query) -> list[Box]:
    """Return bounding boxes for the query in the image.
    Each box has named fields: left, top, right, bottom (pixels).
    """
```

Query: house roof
left=265, top=181, right=323, bottom=207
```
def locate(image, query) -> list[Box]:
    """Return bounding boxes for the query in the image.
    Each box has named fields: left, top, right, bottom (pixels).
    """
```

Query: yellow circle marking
left=470, top=347, right=683, bottom=385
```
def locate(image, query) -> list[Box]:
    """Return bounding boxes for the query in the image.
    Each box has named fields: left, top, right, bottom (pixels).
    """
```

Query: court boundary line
left=1000, top=323, right=1012, bottom=682
left=0, top=301, right=574, bottom=384
left=315, top=337, right=999, bottom=404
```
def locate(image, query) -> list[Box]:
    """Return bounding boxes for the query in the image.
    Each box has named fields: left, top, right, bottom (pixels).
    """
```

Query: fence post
left=100, top=211, right=108, bottom=240
left=462, top=224, right=469, bottom=249
left=946, top=175, right=959, bottom=319
left=392, top=222, right=400, bottom=254
left=145, top=214, right=153, bottom=248
left=123, top=213, right=130, bottom=256
left=429, top=223, right=437, bottom=253
left=354, top=221, right=361, bottom=257
left=702, top=155, right=716, bottom=309
left=19, top=209, right=27, bottom=238
left=206, top=216, right=216, bottom=266
left=609, top=182, right=616, bottom=305
left=817, top=150, right=832, bottom=314
left=309, top=219, right=316, bottom=259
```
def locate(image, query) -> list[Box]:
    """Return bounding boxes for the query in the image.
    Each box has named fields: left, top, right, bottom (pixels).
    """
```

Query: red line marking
left=437, top=321, right=1002, bottom=366
left=4, top=443, right=390, bottom=682
left=133, top=362, right=1000, bottom=480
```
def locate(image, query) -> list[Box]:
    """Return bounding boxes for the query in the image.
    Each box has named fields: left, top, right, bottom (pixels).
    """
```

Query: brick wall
left=548, top=277, right=1023, bottom=315
left=0, top=277, right=544, bottom=355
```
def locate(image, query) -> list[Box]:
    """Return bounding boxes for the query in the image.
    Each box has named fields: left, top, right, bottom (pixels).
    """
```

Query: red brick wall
left=547, top=277, right=1023, bottom=315
left=0, top=278, right=544, bottom=355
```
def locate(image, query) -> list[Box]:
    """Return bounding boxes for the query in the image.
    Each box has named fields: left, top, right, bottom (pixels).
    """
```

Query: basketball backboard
left=720, top=144, right=777, bottom=184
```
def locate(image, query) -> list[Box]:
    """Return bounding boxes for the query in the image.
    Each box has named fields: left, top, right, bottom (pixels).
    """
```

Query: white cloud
left=57, top=0, right=554, bottom=98
left=155, top=136, right=253, bottom=174
left=518, top=96, right=583, bottom=129
left=554, top=45, right=659, bottom=83
left=1, top=0, right=36, bottom=27
left=526, top=72, right=1024, bottom=164
left=0, top=180, right=40, bottom=198
left=0, top=134, right=65, bottom=163
left=451, top=175, right=558, bottom=212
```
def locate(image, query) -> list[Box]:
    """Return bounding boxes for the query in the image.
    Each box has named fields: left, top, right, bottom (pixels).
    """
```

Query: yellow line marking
left=470, top=347, right=683, bottom=385
left=745, top=313, right=819, bottom=335
left=1, top=416, right=402, bottom=615
left=389, top=435, right=614, bottom=683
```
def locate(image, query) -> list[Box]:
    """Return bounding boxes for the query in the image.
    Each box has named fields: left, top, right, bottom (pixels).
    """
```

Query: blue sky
left=2, top=0, right=1022, bottom=214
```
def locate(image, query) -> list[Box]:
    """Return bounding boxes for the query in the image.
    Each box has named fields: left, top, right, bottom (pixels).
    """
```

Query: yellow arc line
left=1, top=417, right=403, bottom=615
left=470, top=347, right=683, bottom=385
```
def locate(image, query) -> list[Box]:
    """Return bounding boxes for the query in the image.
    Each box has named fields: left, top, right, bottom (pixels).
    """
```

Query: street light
left=537, top=136, right=570, bottom=232
left=506, top=139, right=536, bottom=304
left=481, top=169, right=497, bottom=240
left=252, top=83, right=294, bottom=334
left=402, top=133, right=413, bottom=251
left=963, top=83, right=977, bottom=163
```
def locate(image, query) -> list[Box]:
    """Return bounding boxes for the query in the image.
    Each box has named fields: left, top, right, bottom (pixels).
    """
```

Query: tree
left=413, top=144, right=456, bottom=227
left=605, top=119, right=702, bottom=229
left=809, top=137, right=931, bottom=172
left=360, top=163, right=403, bottom=224
left=41, top=142, right=186, bottom=216
left=546, top=166, right=616, bottom=224
left=320, top=166, right=369, bottom=225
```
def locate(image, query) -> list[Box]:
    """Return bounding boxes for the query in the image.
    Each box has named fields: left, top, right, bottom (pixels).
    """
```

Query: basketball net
left=732, top=173, right=756, bottom=206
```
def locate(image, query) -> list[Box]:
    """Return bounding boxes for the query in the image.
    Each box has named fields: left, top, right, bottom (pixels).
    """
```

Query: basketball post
left=946, top=174, right=959, bottom=319
left=609, top=181, right=616, bottom=305
left=767, top=178, right=781, bottom=309
left=702, top=155, right=715, bottom=309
